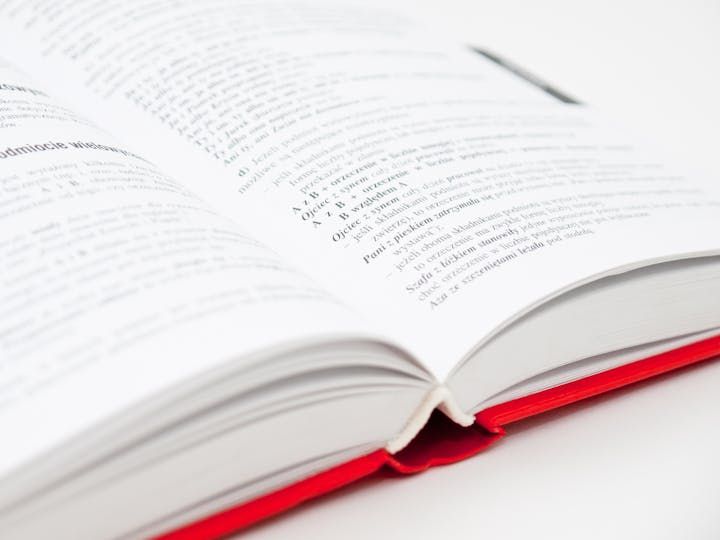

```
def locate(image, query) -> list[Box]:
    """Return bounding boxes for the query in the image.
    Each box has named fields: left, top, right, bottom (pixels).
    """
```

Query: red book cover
left=157, top=333, right=720, bottom=539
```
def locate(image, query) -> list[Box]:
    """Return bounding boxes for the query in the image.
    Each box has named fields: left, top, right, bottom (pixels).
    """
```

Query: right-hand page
left=3, top=1, right=719, bottom=380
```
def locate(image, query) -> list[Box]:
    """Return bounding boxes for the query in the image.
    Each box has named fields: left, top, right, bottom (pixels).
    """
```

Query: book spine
left=385, top=385, right=474, bottom=453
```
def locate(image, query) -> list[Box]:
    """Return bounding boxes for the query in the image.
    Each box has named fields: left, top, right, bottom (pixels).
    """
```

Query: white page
left=0, top=61, right=367, bottom=477
left=2, top=1, right=720, bottom=383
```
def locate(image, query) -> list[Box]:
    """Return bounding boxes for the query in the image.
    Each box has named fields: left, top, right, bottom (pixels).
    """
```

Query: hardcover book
left=0, top=2, right=718, bottom=538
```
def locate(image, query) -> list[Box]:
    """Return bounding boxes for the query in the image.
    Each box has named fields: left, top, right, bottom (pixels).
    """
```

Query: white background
left=244, top=1, right=720, bottom=538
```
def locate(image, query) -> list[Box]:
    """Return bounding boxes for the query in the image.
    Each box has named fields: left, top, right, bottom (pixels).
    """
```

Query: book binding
left=157, top=334, right=720, bottom=539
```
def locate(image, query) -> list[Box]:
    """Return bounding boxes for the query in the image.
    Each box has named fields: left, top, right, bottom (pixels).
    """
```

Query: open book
left=1, top=2, right=719, bottom=538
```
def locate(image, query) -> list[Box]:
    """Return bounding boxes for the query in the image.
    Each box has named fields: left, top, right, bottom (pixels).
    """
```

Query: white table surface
left=243, top=2, right=720, bottom=538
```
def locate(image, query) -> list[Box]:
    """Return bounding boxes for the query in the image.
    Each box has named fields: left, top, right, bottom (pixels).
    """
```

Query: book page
left=0, top=61, right=368, bottom=476
left=2, top=1, right=719, bottom=383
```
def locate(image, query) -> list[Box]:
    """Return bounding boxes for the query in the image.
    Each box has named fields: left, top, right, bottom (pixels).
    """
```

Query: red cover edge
left=475, top=333, right=720, bottom=430
left=155, top=449, right=389, bottom=540
left=158, top=334, right=720, bottom=539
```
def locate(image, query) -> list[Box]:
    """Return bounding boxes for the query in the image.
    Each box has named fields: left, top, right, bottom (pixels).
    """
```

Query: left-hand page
left=0, top=60, right=369, bottom=477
